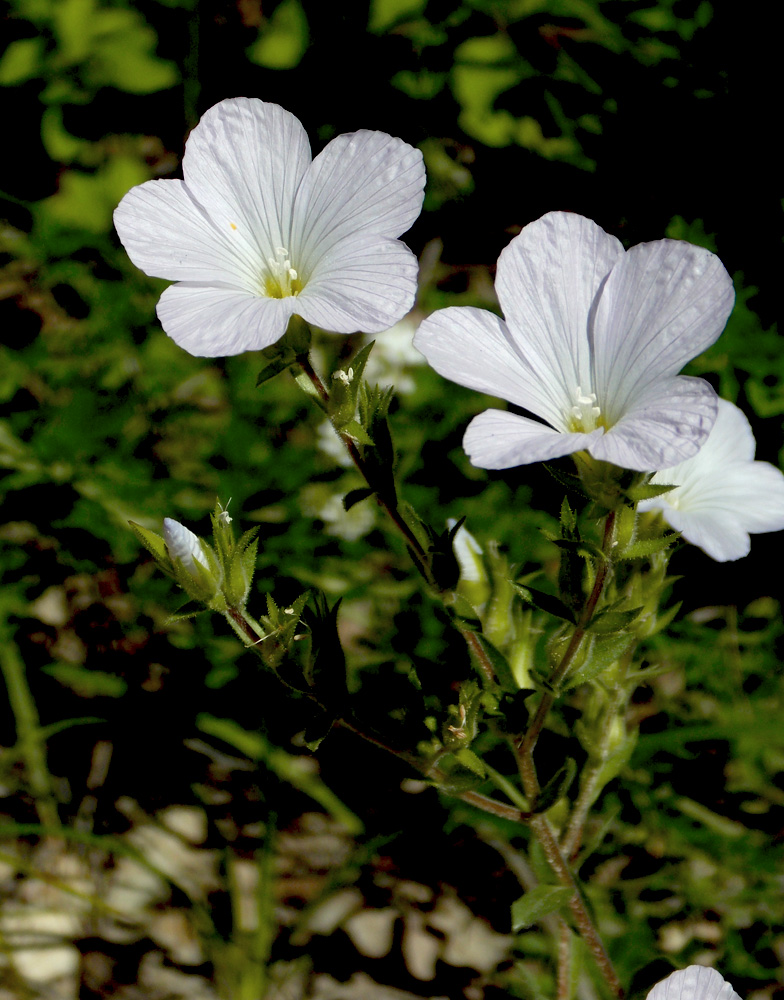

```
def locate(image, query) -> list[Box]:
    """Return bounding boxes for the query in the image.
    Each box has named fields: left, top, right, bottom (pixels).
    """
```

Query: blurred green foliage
left=0, top=0, right=783, bottom=997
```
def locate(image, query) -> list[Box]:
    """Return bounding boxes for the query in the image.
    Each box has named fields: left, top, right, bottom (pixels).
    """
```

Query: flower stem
left=517, top=509, right=617, bottom=784
left=295, top=353, right=497, bottom=686
left=531, top=812, right=623, bottom=998
left=560, top=679, right=631, bottom=861
left=296, top=354, right=438, bottom=589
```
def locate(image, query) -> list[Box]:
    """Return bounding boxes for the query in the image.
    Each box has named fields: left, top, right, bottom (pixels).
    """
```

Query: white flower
left=639, top=398, right=784, bottom=561
left=414, top=212, right=734, bottom=472
left=646, top=966, right=741, bottom=1000
left=163, top=518, right=209, bottom=576
left=114, top=98, right=425, bottom=357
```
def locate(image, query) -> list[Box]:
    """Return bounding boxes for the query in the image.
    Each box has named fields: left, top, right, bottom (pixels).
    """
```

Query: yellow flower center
left=263, top=246, right=303, bottom=298
left=567, top=386, right=605, bottom=433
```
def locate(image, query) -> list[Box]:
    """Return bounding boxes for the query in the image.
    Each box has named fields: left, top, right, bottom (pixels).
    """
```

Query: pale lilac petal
left=413, top=307, right=566, bottom=429
left=464, top=409, right=603, bottom=469
left=182, top=97, right=312, bottom=256
left=163, top=518, right=209, bottom=573
left=114, top=178, right=261, bottom=289
left=295, top=130, right=425, bottom=277
left=590, top=376, right=718, bottom=471
left=296, top=235, right=418, bottom=334
left=495, top=212, right=624, bottom=405
left=593, top=240, right=734, bottom=422
left=157, top=283, right=297, bottom=356
left=646, top=966, right=741, bottom=1000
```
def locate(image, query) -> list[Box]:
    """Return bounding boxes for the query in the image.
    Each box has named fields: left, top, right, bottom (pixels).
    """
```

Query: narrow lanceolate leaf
left=511, top=886, right=575, bottom=931
left=471, top=633, right=518, bottom=693
left=564, top=632, right=635, bottom=690
left=513, top=583, right=576, bottom=624
left=532, top=757, right=577, bottom=814
left=624, top=481, right=677, bottom=503
left=343, top=487, right=375, bottom=511
left=587, top=605, right=644, bottom=634
left=619, top=534, right=678, bottom=560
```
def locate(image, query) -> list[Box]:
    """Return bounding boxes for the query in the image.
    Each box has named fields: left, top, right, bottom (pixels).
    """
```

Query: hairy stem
left=532, top=812, right=623, bottom=998
left=295, top=353, right=498, bottom=685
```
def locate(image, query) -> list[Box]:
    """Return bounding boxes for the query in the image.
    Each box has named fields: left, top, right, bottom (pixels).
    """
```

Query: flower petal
left=413, top=306, right=566, bottom=428
left=182, top=97, right=312, bottom=256
left=114, top=178, right=262, bottom=290
left=646, top=966, right=741, bottom=1000
left=163, top=518, right=208, bottom=572
left=296, top=234, right=418, bottom=333
left=592, top=239, right=734, bottom=422
left=294, top=130, right=425, bottom=276
left=464, top=409, right=603, bottom=469
left=661, top=506, right=751, bottom=561
left=495, top=212, right=625, bottom=406
left=590, top=375, right=717, bottom=471
left=157, top=283, right=297, bottom=356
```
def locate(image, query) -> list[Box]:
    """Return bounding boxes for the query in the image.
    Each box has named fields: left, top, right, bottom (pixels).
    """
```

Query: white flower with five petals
left=414, top=212, right=735, bottom=472
left=646, top=966, right=741, bottom=1000
left=114, top=98, right=425, bottom=357
left=639, top=399, right=784, bottom=561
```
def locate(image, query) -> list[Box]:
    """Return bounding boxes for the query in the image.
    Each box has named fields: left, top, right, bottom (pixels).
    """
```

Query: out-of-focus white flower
left=114, top=97, right=425, bottom=357
left=364, top=314, right=426, bottom=394
left=639, top=398, right=784, bottom=561
left=414, top=212, right=734, bottom=472
left=163, top=518, right=209, bottom=577
left=646, top=966, right=741, bottom=1000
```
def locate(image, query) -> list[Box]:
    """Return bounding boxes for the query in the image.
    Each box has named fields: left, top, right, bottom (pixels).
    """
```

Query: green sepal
left=544, top=464, right=590, bottom=498
left=624, top=481, right=677, bottom=504
left=563, top=632, right=635, bottom=690
left=513, top=583, right=576, bottom=624
left=339, top=419, right=374, bottom=446
left=328, top=341, right=375, bottom=427
left=343, top=487, right=375, bottom=511
left=128, top=520, right=168, bottom=566
left=619, top=534, right=678, bottom=560
left=512, top=886, right=575, bottom=931
left=560, top=496, right=577, bottom=533
left=532, top=757, right=576, bottom=814
left=644, top=599, right=682, bottom=637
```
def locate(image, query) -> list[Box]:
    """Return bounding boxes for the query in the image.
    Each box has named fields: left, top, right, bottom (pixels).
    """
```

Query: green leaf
left=339, top=419, right=374, bottom=446
left=247, top=0, right=308, bottom=69
left=624, top=481, right=677, bottom=503
left=343, top=487, right=375, bottom=511
left=564, top=632, right=635, bottom=690
left=513, top=583, right=576, bottom=623
left=533, top=758, right=576, bottom=814
left=42, top=663, right=127, bottom=698
left=471, top=632, right=518, bottom=693
left=454, top=746, right=487, bottom=778
left=543, top=464, right=589, bottom=497
left=588, top=606, right=644, bottom=634
left=619, top=534, right=678, bottom=560
left=511, top=886, right=575, bottom=931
